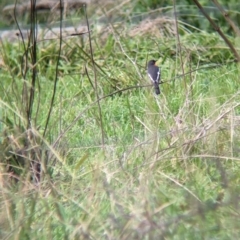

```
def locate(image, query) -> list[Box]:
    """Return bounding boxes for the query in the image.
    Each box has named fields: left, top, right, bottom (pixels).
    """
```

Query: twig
left=192, top=0, right=240, bottom=62
left=212, top=0, right=240, bottom=37
left=43, top=0, right=63, bottom=137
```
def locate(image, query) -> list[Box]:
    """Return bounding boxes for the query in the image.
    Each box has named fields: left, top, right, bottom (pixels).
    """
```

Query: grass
left=1, top=4, right=240, bottom=239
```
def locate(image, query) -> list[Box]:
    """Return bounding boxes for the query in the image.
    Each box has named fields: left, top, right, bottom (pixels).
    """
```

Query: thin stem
left=193, top=0, right=240, bottom=62
left=84, top=4, right=105, bottom=146
left=173, top=0, right=187, bottom=93
left=43, top=0, right=63, bottom=137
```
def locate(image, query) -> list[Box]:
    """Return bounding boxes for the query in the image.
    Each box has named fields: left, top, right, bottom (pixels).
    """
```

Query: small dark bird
left=147, top=60, right=161, bottom=95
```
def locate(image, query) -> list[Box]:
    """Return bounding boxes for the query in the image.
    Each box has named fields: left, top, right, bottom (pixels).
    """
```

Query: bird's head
left=148, top=60, right=157, bottom=67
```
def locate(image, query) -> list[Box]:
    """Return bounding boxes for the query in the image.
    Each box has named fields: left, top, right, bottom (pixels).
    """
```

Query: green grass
left=1, top=11, right=240, bottom=239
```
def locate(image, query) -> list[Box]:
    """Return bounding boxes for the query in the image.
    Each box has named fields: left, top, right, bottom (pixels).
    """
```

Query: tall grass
left=1, top=1, right=240, bottom=239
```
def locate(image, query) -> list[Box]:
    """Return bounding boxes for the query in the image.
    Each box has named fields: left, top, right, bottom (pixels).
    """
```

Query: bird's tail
left=154, top=82, right=160, bottom=95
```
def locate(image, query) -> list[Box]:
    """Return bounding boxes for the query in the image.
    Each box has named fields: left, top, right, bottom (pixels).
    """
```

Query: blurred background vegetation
left=1, top=0, right=240, bottom=34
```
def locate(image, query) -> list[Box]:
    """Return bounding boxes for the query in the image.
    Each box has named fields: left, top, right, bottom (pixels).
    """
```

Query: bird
left=147, top=60, right=161, bottom=95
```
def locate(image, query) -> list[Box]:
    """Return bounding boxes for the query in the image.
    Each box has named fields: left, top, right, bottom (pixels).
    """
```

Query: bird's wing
left=150, top=66, right=161, bottom=83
